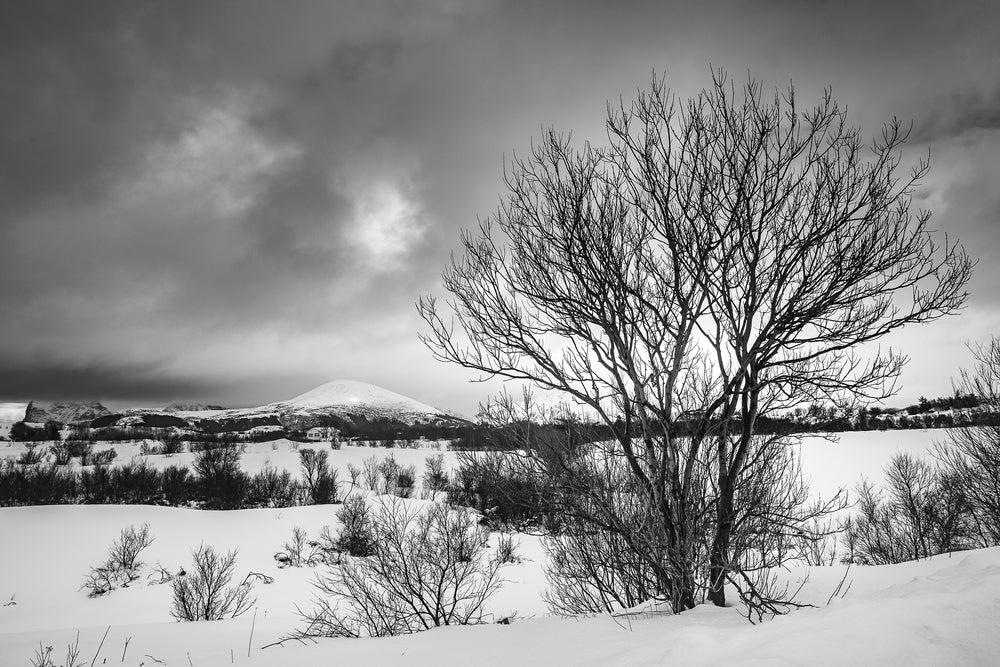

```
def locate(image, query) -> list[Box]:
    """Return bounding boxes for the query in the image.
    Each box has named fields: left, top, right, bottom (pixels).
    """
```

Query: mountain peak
left=278, top=379, right=447, bottom=418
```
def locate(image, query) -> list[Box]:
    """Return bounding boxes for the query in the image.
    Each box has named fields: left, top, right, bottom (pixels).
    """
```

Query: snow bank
left=0, top=502, right=997, bottom=666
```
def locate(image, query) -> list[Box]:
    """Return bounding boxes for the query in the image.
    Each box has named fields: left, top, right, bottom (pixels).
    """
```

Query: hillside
left=10, top=380, right=467, bottom=441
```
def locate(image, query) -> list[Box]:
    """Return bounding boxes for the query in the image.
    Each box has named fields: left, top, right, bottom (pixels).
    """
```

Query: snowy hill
left=96, top=380, right=468, bottom=434
left=1, top=500, right=998, bottom=666
left=24, top=400, right=110, bottom=424
left=267, top=379, right=454, bottom=423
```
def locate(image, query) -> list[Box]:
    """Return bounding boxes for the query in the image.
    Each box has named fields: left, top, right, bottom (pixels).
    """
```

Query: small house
left=305, top=426, right=340, bottom=445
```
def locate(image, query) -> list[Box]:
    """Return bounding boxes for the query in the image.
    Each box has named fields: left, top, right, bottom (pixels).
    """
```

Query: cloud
left=0, top=0, right=998, bottom=413
left=0, top=358, right=223, bottom=404
left=910, top=88, right=1000, bottom=143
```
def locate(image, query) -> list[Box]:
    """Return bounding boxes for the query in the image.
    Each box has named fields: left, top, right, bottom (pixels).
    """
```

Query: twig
left=242, top=571, right=274, bottom=586
left=121, top=636, right=131, bottom=662
left=90, top=625, right=110, bottom=667
left=248, top=607, right=257, bottom=657
left=826, top=564, right=853, bottom=606
left=145, top=655, right=166, bottom=665
left=260, top=635, right=318, bottom=650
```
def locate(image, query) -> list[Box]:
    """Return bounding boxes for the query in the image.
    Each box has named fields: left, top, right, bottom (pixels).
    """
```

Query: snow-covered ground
left=3, top=429, right=997, bottom=666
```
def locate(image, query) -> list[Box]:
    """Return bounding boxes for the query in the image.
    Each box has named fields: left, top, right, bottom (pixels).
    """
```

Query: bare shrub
left=300, top=449, right=339, bottom=504
left=422, top=454, right=449, bottom=497
left=170, top=544, right=255, bottom=621
left=139, top=441, right=164, bottom=456
left=495, top=533, right=521, bottom=564
left=333, top=495, right=376, bottom=557
left=360, top=456, right=382, bottom=491
left=48, top=443, right=72, bottom=466
left=299, top=499, right=507, bottom=638
left=446, top=447, right=559, bottom=531
left=843, top=452, right=971, bottom=565
left=161, top=464, right=194, bottom=505
left=161, top=434, right=185, bottom=455
left=542, top=444, right=667, bottom=615
left=346, top=463, right=361, bottom=491
left=85, top=447, right=115, bottom=466
left=274, top=526, right=323, bottom=568
left=311, top=525, right=341, bottom=565
left=378, top=455, right=400, bottom=495
left=83, top=523, right=155, bottom=597
left=29, top=633, right=84, bottom=667
left=936, top=337, right=1000, bottom=547
left=396, top=464, right=417, bottom=498
left=17, top=445, right=44, bottom=465
left=193, top=443, right=247, bottom=509
left=248, top=461, right=298, bottom=508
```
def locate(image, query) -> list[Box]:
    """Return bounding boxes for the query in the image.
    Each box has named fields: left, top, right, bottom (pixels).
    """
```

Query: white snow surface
left=2, top=431, right=999, bottom=665
left=0, top=402, right=27, bottom=422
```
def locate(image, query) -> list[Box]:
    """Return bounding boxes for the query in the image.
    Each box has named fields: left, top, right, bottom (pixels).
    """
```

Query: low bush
left=274, top=526, right=323, bottom=568
left=496, top=532, right=521, bottom=564
left=333, top=495, right=376, bottom=557
left=361, top=455, right=382, bottom=491
left=422, top=454, right=449, bottom=497
left=29, top=634, right=84, bottom=667
left=0, top=459, right=76, bottom=505
left=161, top=464, right=195, bottom=505
left=447, top=451, right=557, bottom=530
left=49, top=443, right=72, bottom=466
left=300, top=449, right=339, bottom=505
left=161, top=434, right=185, bottom=455
left=299, top=499, right=506, bottom=638
left=79, top=464, right=114, bottom=503
left=193, top=443, right=247, bottom=509
left=843, top=452, right=972, bottom=565
left=378, top=455, right=400, bottom=494
left=171, top=544, right=255, bottom=621
left=82, top=523, right=155, bottom=597
left=110, top=460, right=162, bottom=504
left=248, top=461, right=299, bottom=508
left=17, top=445, right=45, bottom=465
left=396, top=464, right=417, bottom=499
left=139, top=441, right=164, bottom=456
left=65, top=440, right=93, bottom=460
left=88, top=448, right=117, bottom=466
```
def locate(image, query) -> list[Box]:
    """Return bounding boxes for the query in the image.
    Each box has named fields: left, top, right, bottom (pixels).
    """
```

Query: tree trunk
left=708, top=488, right=733, bottom=607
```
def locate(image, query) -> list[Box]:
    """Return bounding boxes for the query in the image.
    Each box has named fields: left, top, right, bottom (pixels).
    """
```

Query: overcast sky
left=1, top=0, right=998, bottom=415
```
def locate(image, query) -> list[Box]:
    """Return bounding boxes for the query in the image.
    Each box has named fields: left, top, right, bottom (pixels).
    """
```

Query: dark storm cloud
left=910, top=88, right=1000, bottom=143
left=0, top=359, right=221, bottom=404
left=0, top=0, right=477, bottom=403
left=1, top=0, right=998, bottom=410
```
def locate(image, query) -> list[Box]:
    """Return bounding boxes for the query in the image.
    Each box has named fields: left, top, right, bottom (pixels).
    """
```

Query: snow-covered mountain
left=24, top=401, right=111, bottom=425
left=271, top=380, right=450, bottom=419
left=158, top=379, right=466, bottom=432
left=15, top=381, right=466, bottom=435
left=242, top=379, right=462, bottom=427
left=162, top=402, right=228, bottom=412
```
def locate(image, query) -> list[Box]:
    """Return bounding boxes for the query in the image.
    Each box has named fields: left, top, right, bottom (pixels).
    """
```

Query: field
left=2, top=429, right=998, bottom=666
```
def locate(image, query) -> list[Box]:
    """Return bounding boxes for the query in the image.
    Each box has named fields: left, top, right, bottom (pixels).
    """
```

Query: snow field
left=3, top=428, right=998, bottom=665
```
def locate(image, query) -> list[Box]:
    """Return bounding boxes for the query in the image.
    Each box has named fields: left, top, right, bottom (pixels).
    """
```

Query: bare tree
left=171, top=545, right=255, bottom=621
left=420, top=69, right=970, bottom=613
left=937, top=337, right=1000, bottom=546
left=843, top=452, right=970, bottom=565
left=298, top=499, right=506, bottom=637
